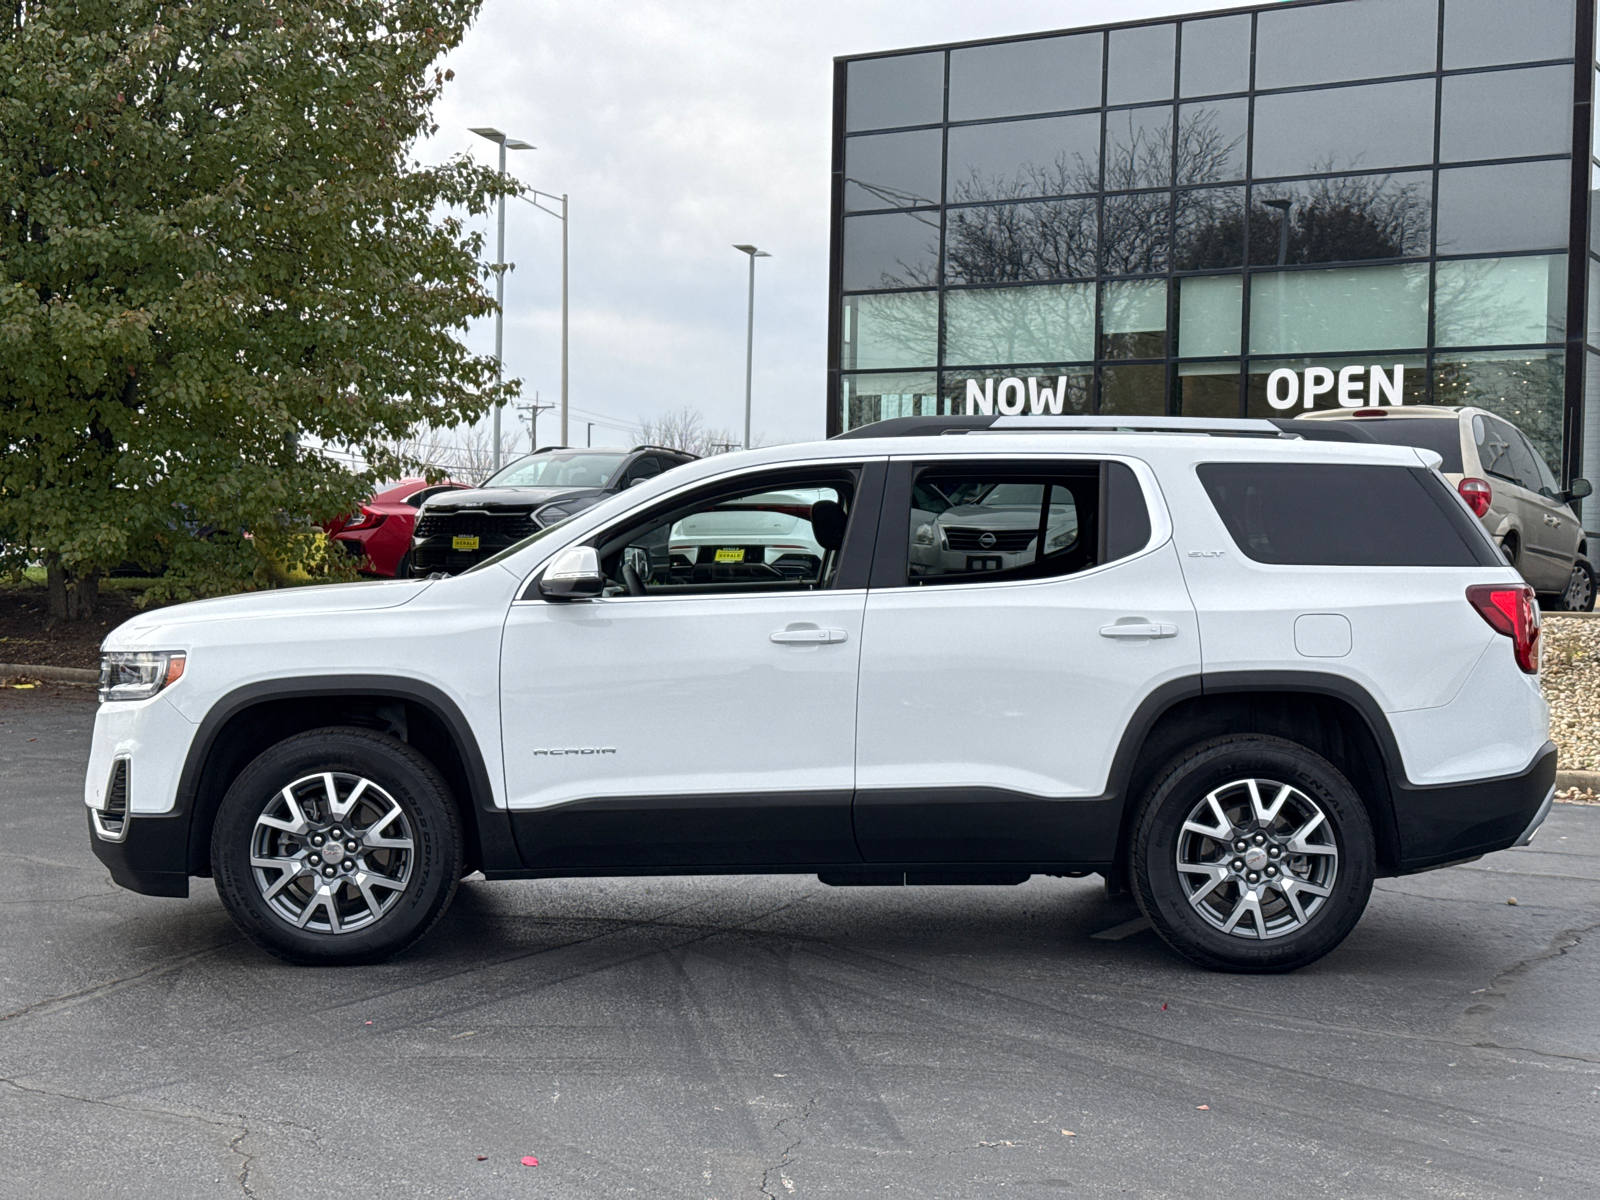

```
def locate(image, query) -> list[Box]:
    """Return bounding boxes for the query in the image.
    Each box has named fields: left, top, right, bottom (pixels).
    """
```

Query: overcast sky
left=420, top=0, right=1236, bottom=451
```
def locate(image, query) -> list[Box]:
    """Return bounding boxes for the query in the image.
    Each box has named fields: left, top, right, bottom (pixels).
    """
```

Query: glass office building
left=828, top=0, right=1600, bottom=525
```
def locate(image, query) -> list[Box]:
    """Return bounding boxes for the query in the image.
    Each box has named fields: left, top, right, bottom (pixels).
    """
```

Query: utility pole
left=469, top=127, right=533, bottom=471
left=517, top=393, right=555, bottom=452
left=732, top=245, right=771, bottom=450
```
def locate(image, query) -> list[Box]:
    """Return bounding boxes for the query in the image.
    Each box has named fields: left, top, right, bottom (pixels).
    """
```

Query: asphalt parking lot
left=2, top=688, right=1598, bottom=1199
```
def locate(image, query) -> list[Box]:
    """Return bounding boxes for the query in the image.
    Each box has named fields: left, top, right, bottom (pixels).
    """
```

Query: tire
left=1550, top=558, right=1596, bottom=613
left=1129, top=735, right=1375, bottom=974
left=211, top=728, right=463, bottom=965
left=395, top=551, right=413, bottom=580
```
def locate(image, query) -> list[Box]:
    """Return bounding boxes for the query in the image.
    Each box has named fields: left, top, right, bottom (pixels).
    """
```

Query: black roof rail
left=630, top=444, right=700, bottom=460
left=831, top=414, right=1383, bottom=442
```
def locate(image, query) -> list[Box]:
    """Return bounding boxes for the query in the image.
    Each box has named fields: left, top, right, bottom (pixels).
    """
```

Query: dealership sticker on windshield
left=452, top=536, right=480, bottom=551
left=714, top=547, right=745, bottom=563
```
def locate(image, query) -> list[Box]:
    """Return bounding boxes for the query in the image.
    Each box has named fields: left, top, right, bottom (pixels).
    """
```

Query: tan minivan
left=1300, top=406, right=1594, bottom=611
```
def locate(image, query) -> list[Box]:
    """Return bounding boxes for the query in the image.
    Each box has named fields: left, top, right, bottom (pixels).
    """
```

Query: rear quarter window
left=1197, top=462, right=1501, bottom=567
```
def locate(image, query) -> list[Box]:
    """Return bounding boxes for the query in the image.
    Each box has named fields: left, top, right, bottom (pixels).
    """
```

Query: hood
left=940, top=505, right=1050, bottom=531
left=424, top=486, right=603, bottom=512
left=103, top=578, right=434, bottom=648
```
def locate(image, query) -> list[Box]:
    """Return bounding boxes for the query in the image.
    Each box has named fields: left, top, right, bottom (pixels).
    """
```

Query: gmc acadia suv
left=87, top=415, right=1555, bottom=973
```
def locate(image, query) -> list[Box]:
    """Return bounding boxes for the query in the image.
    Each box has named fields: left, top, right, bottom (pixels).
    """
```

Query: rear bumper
left=88, top=809, right=191, bottom=898
left=1391, top=741, right=1558, bottom=873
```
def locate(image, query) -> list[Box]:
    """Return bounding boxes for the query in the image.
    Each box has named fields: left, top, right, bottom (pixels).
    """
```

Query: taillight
left=1466, top=584, right=1540, bottom=674
left=343, top=507, right=386, bottom=532
left=1458, top=477, right=1492, bottom=518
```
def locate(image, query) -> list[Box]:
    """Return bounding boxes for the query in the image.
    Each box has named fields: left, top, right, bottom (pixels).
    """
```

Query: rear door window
left=1197, top=462, right=1501, bottom=567
left=878, top=460, right=1152, bottom=587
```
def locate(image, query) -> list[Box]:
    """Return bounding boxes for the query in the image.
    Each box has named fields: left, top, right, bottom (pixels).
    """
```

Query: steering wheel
left=622, top=563, right=647, bottom=596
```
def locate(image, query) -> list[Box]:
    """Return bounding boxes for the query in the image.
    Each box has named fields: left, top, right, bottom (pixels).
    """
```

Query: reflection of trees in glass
left=1435, top=355, right=1565, bottom=473
left=1434, top=257, right=1563, bottom=349
left=842, top=292, right=939, bottom=371
left=943, top=200, right=1097, bottom=284
left=1251, top=174, right=1431, bottom=264
left=944, top=285, right=1096, bottom=366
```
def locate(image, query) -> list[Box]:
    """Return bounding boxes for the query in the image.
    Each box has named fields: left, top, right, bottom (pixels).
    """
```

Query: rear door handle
left=771, top=628, right=848, bottom=644
left=1100, top=622, right=1178, bottom=639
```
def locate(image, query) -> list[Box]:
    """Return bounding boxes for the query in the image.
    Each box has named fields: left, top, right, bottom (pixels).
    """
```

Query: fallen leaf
left=476, top=1156, right=487, bottom=1162
left=365, top=1020, right=373, bottom=1025
left=1506, top=898, right=1518, bottom=906
left=1062, top=1129, right=1076, bottom=1137
left=1161, top=1003, right=1168, bottom=1011
left=1196, top=1105, right=1209, bottom=1111
left=521, top=1156, right=539, bottom=1167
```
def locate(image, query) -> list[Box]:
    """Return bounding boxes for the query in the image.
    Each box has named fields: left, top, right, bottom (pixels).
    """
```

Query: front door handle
left=1100, top=622, right=1178, bottom=639
left=771, top=627, right=848, bottom=645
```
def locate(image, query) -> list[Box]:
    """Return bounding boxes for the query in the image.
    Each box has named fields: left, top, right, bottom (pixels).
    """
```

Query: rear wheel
left=1551, top=558, right=1595, bottom=612
left=211, top=728, right=462, bottom=965
left=395, top=551, right=414, bottom=580
left=1130, top=735, right=1375, bottom=973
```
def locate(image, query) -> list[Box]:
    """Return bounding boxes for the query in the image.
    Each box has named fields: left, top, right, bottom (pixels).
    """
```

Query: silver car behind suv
left=1301, top=406, right=1594, bottom=611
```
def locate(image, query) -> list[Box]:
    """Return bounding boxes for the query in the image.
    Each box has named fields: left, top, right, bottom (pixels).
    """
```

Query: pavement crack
left=0, top=939, right=241, bottom=1027
left=1459, top=917, right=1600, bottom=1038
left=228, top=1116, right=256, bottom=1198
left=758, top=1096, right=815, bottom=1199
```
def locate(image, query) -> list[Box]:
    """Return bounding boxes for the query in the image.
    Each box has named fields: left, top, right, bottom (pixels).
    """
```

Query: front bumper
left=88, top=809, right=191, bottom=897
left=410, top=535, right=526, bottom=576
left=1391, top=741, right=1559, bottom=873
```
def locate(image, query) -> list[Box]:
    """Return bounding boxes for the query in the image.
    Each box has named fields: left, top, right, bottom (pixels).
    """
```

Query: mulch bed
left=0, top=587, right=155, bottom=671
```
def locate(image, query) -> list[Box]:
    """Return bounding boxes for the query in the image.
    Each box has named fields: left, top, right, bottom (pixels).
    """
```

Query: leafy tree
left=0, top=0, right=517, bottom=619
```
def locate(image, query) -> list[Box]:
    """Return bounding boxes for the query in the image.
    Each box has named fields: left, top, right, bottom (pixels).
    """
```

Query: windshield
left=484, top=451, right=627, bottom=489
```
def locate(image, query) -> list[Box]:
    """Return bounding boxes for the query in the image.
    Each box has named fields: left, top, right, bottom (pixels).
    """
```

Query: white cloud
left=420, top=0, right=1232, bottom=448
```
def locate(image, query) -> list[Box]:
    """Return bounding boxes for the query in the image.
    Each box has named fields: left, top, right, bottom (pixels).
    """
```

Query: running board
left=818, top=870, right=1032, bottom=886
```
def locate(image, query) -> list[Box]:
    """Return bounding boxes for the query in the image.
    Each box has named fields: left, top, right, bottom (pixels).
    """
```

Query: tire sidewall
left=1133, top=737, right=1375, bottom=973
left=212, top=729, right=461, bottom=965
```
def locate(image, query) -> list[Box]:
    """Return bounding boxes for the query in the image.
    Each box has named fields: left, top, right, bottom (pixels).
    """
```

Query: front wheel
left=211, top=728, right=462, bottom=964
left=1129, top=735, right=1375, bottom=973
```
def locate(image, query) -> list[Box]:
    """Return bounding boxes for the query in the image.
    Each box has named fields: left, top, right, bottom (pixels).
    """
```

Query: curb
left=0, top=662, right=98, bottom=684
left=1557, top=770, right=1600, bottom=793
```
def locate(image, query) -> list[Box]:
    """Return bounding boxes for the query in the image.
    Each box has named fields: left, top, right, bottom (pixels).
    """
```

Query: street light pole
left=733, top=244, right=771, bottom=450
left=470, top=127, right=533, bottom=472
left=517, top=189, right=571, bottom=445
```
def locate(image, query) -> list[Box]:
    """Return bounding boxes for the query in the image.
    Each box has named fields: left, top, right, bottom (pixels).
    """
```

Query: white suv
left=86, top=416, right=1556, bottom=973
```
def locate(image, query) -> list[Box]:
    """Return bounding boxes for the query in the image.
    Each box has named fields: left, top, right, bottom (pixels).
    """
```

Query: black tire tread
left=1129, top=733, right=1375, bottom=974
left=211, top=727, right=463, bottom=966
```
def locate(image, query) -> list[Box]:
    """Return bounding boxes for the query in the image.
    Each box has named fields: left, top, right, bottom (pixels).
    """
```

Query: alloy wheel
left=249, top=772, right=415, bottom=935
left=1562, top=563, right=1593, bottom=612
left=1175, top=777, right=1339, bottom=940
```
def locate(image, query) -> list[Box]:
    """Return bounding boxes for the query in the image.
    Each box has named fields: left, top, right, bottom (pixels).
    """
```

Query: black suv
left=410, top=446, right=696, bottom=576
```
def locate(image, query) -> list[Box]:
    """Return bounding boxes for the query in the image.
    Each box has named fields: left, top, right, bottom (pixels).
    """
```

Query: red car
left=327, top=477, right=471, bottom=577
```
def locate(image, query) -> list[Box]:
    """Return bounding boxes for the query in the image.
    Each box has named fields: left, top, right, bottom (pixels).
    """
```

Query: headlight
left=914, top=523, right=935, bottom=546
left=99, top=651, right=186, bottom=704
left=1047, top=529, right=1072, bottom=552
left=534, top=502, right=578, bottom=527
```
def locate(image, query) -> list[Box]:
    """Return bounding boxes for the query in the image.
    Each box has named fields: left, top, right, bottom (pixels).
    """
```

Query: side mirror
left=1566, top=478, right=1593, bottom=501
left=628, top=477, right=651, bottom=488
left=537, top=545, right=605, bottom=601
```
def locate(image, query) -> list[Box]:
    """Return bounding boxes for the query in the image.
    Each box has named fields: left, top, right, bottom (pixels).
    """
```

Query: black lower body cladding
left=1390, top=742, right=1557, bottom=872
